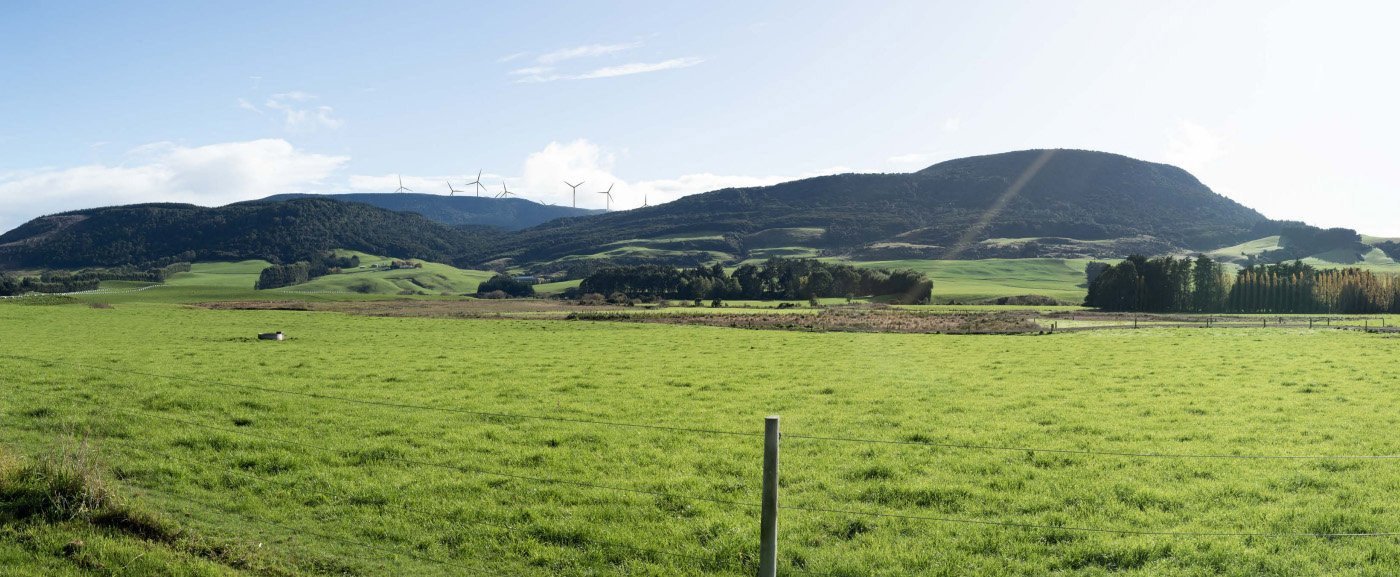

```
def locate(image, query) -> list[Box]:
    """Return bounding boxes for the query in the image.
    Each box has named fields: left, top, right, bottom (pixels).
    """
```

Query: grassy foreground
left=6, top=301, right=1400, bottom=575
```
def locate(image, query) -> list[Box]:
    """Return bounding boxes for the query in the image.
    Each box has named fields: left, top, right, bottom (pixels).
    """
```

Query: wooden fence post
left=759, top=416, right=780, bottom=577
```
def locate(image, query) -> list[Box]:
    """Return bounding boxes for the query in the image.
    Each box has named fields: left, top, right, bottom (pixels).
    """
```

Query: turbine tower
left=446, top=179, right=463, bottom=196
left=597, top=183, right=615, bottom=211
left=394, top=174, right=412, bottom=193
left=466, top=170, right=487, bottom=197
left=564, top=180, right=585, bottom=208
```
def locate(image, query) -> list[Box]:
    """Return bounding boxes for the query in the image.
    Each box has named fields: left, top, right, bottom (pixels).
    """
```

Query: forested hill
left=475, top=149, right=1271, bottom=264
left=260, top=193, right=602, bottom=230
left=0, top=198, right=494, bottom=268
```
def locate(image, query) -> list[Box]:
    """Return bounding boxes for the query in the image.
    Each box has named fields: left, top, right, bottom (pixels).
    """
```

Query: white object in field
left=258, top=331, right=285, bottom=341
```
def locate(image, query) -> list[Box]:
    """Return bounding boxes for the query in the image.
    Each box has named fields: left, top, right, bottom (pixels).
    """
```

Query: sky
left=3, top=0, right=1399, bottom=235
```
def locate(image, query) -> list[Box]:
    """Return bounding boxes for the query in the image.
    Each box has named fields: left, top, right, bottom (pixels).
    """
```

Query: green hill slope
left=0, top=198, right=495, bottom=269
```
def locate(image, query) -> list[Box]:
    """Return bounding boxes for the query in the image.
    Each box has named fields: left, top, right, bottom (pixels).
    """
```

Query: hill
left=0, top=198, right=494, bottom=269
left=475, top=149, right=1271, bottom=267
left=260, top=192, right=602, bottom=230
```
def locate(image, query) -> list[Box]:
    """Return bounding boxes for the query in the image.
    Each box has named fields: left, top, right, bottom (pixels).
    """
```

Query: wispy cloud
left=262, top=92, right=343, bottom=132
left=497, top=51, right=531, bottom=63
left=506, top=40, right=702, bottom=83
left=575, top=57, right=704, bottom=79
left=515, top=57, right=705, bottom=83
left=536, top=42, right=641, bottom=64
left=236, top=98, right=263, bottom=114
left=509, top=66, right=554, bottom=77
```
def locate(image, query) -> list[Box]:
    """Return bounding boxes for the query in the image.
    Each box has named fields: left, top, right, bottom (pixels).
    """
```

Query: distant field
left=69, top=256, right=1101, bottom=305
left=86, top=260, right=273, bottom=304
left=82, top=255, right=497, bottom=303
left=844, top=258, right=1093, bottom=303
left=8, top=303, right=1400, bottom=575
left=283, top=261, right=494, bottom=296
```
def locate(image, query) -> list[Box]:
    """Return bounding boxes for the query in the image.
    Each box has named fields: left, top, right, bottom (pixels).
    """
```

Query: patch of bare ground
left=567, top=309, right=1042, bottom=334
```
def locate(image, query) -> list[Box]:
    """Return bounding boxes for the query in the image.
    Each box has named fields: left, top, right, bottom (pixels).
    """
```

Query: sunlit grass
left=6, top=301, right=1400, bottom=575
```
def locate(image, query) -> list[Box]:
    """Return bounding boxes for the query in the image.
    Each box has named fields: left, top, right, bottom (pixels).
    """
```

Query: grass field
left=8, top=298, right=1400, bottom=575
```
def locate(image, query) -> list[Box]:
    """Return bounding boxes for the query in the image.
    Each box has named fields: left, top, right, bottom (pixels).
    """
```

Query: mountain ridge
left=472, top=149, right=1272, bottom=265
left=1, top=149, right=1292, bottom=270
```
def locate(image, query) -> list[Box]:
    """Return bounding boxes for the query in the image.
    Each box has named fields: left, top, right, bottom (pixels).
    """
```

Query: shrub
left=577, top=293, right=607, bottom=306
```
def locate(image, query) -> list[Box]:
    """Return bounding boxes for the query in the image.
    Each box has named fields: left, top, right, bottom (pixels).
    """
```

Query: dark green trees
left=477, top=275, right=536, bottom=298
left=578, top=258, right=932, bottom=303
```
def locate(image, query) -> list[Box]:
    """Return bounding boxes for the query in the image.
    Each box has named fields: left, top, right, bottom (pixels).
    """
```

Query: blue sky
left=3, top=1, right=1399, bottom=234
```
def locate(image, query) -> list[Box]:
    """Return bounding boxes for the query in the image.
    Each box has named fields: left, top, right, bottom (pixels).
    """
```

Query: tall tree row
left=1088, top=255, right=1400, bottom=314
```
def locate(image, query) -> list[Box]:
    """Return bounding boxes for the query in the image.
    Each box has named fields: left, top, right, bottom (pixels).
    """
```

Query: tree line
left=1086, top=255, right=1400, bottom=314
left=576, top=258, right=933, bottom=303
left=255, top=253, right=360, bottom=290
left=0, top=262, right=193, bottom=296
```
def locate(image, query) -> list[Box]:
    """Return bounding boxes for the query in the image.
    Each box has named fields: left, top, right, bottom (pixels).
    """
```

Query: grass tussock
left=0, top=439, right=178, bottom=544
left=0, top=438, right=122, bottom=524
left=0, top=440, right=289, bottom=575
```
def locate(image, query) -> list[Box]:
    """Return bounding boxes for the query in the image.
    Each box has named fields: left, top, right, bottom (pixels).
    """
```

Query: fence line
left=1, top=353, right=758, bottom=439
left=8, top=385, right=835, bottom=576
left=11, top=354, right=1400, bottom=577
left=110, top=439, right=752, bottom=574
left=780, top=503, right=1400, bottom=538
left=13, top=385, right=763, bottom=510
left=15, top=382, right=1400, bottom=542
left=11, top=352, right=1400, bottom=461
left=783, top=432, right=1400, bottom=460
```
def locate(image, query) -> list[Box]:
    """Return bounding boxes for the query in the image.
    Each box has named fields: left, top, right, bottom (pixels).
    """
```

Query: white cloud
left=257, top=92, right=343, bottom=132
left=1164, top=120, right=1226, bottom=174
left=536, top=42, right=641, bottom=65
left=943, top=117, right=961, bottom=133
left=0, top=139, right=347, bottom=233
left=510, top=139, right=845, bottom=209
left=497, top=51, right=531, bottom=63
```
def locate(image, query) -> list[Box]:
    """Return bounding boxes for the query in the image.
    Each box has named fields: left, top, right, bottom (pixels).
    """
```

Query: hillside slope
left=477, top=149, right=1270, bottom=265
left=0, top=198, right=494, bottom=268
left=260, top=193, right=602, bottom=229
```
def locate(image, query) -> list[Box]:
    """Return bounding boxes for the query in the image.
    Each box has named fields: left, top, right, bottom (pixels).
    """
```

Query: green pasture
left=7, top=302, right=1400, bottom=575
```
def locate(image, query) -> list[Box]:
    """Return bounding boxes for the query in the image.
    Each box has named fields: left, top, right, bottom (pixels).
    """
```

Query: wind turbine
left=497, top=181, right=516, bottom=199
left=466, top=170, right=487, bottom=197
left=394, top=174, right=412, bottom=193
left=597, top=183, right=615, bottom=211
left=642, top=194, right=649, bottom=208
left=564, top=180, right=585, bottom=208
left=446, top=179, right=463, bottom=196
